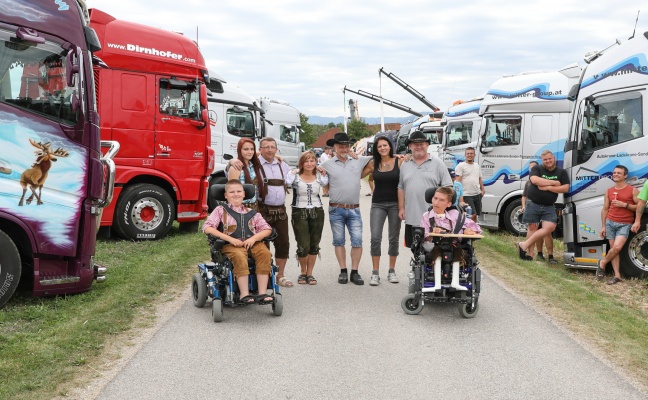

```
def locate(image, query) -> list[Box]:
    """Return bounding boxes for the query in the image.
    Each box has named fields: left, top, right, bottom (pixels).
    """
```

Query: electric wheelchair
left=192, top=184, right=283, bottom=322
left=401, top=187, right=482, bottom=318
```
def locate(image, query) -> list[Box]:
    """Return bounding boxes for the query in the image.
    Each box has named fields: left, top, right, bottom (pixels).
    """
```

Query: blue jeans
left=605, top=219, right=631, bottom=239
left=370, top=202, right=401, bottom=257
left=329, top=206, right=363, bottom=247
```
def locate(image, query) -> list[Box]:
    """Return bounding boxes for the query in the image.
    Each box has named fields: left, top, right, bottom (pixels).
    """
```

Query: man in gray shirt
left=398, top=131, right=452, bottom=247
left=321, top=132, right=372, bottom=285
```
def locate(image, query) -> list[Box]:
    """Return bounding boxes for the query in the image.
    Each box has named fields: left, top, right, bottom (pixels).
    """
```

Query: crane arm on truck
left=342, top=86, right=423, bottom=117
left=378, top=67, right=439, bottom=112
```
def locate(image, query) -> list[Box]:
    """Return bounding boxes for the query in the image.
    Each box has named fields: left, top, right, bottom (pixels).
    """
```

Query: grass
left=0, top=225, right=208, bottom=400
left=477, top=231, right=648, bottom=388
left=2, top=227, right=648, bottom=398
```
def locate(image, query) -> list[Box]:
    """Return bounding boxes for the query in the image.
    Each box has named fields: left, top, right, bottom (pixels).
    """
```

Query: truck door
left=569, top=90, right=645, bottom=243
left=109, top=71, right=155, bottom=168
left=479, top=115, right=523, bottom=223
left=155, top=76, right=206, bottom=200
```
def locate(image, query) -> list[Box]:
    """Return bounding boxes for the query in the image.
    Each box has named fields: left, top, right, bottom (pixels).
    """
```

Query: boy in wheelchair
left=202, top=179, right=274, bottom=305
left=419, top=186, right=482, bottom=291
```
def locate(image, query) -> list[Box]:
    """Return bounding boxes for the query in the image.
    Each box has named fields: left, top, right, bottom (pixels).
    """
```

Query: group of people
left=202, top=131, right=481, bottom=294
left=204, top=134, right=643, bottom=293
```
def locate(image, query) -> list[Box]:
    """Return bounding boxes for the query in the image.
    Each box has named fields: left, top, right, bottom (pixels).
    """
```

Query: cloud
left=89, top=0, right=645, bottom=119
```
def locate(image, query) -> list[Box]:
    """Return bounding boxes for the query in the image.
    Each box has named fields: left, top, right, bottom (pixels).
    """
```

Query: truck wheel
left=113, top=184, right=175, bottom=240
left=503, top=199, right=527, bottom=236
left=619, top=227, right=648, bottom=278
left=207, top=177, right=228, bottom=213
left=0, top=230, right=21, bottom=308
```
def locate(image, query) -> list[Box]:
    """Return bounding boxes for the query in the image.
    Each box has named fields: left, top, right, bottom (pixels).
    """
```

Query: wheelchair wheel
left=401, top=294, right=423, bottom=315
left=192, top=273, right=208, bottom=308
left=272, top=293, right=283, bottom=316
left=458, top=297, right=479, bottom=319
left=212, top=299, right=224, bottom=322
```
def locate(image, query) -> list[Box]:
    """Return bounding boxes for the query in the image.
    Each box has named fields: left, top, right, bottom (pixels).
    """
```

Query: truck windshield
left=0, top=29, right=78, bottom=125
left=423, top=130, right=442, bottom=144
left=226, top=108, right=255, bottom=138
left=579, top=92, right=643, bottom=152
left=446, top=123, right=472, bottom=146
left=483, top=117, right=522, bottom=147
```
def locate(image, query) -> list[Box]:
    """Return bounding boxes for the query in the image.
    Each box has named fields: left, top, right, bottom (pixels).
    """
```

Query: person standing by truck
left=516, top=150, right=569, bottom=261
left=455, top=147, right=484, bottom=222
left=521, top=161, right=555, bottom=263
left=321, top=132, right=372, bottom=285
left=598, top=165, right=638, bottom=284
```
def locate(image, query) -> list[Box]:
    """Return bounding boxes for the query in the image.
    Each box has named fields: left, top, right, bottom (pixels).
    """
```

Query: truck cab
left=258, top=97, right=303, bottom=166
left=562, top=32, right=648, bottom=278
left=441, top=66, right=581, bottom=236
left=0, top=0, right=115, bottom=306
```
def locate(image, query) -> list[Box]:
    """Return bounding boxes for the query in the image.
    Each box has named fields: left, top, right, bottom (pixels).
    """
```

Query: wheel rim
left=510, top=206, right=527, bottom=235
left=627, top=231, right=648, bottom=273
left=130, top=197, right=164, bottom=230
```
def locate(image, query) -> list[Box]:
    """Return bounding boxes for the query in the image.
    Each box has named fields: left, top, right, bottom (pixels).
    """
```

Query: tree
left=347, top=119, right=371, bottom=140
left=299, top=113, right=317, bottom=147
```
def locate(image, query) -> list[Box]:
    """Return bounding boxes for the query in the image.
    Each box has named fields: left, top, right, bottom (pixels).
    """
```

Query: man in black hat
left=398, top=131, right=452, bottom=247
left=320, top=132, right=372, bottom=285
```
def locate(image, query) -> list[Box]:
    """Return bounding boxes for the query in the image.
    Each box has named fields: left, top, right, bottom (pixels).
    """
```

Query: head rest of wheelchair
left=424, top=186, right=456, bottom=205
left=209, top=183, right=257, bottom=202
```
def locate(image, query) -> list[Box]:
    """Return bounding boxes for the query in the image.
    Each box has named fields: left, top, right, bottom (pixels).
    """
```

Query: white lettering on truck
left=105, top=43, right=196, bottom=63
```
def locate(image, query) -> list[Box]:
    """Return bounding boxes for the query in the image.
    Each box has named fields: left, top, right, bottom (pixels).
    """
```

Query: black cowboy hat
left=405, top=131, right=431, bottom=146
left=326, top=132, right=351, bottom=147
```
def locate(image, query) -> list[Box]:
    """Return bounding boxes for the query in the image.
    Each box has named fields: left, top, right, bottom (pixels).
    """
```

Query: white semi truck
left=441, top=65, right=582, bottom=236
left=562, top=32, right=648, bottom=278
left=205, top=76, right=303, bottom=210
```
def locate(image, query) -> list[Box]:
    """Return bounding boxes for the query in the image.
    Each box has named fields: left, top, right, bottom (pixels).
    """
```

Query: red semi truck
left=89, top=9, right=214, bottom=240
left=0, top=1, right=116, bottom=307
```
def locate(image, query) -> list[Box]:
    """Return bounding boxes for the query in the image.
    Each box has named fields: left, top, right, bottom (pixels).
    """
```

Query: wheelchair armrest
left=263, top=228, right=278, bottom=242
left=206, top=234, right=227, bottom=251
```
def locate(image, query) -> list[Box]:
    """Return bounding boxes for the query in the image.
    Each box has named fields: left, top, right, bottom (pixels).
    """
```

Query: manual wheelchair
left=401, top=187, right=482, bottom=318
left=191, top=183, right=283, bottom=322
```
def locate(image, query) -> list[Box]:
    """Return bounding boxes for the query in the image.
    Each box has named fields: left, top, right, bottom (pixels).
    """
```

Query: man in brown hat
left=320, top=132, right=372, bottom=285
left=398, top=130, right=452, bottom=248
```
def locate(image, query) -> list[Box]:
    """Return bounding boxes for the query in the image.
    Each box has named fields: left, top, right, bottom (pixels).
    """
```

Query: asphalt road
left=95, top=181, right=645, bottom=400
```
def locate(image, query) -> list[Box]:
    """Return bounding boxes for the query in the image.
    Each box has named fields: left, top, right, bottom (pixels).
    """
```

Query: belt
left=329, top=202, right=359, bottom=209
left=260, top=204, right=285, bottom=214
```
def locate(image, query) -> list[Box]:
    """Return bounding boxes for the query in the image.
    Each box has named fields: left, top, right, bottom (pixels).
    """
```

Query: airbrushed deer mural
left=19, top=138, right=69, bottom=206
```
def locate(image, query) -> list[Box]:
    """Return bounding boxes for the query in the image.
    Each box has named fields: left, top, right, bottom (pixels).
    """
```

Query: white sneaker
left=387, top=272, right=399, bottom=283
left=369, top=274, right=380, bottom=286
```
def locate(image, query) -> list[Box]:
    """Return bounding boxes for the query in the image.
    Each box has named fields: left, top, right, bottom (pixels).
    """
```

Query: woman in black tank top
left=361, top=136, right=404, bottom=286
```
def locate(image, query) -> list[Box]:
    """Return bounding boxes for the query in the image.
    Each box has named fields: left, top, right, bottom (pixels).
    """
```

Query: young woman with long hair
left=227, top=138, right=265, bottom=210
left=362, top=136, right=404, bottom=286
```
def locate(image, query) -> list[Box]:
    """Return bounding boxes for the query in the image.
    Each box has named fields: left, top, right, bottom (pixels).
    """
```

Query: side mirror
left=223, top=154, right=233, bottom=161
left=65, top=46, right=80, bottom=87
left=200, top=84, right=207, bottom=107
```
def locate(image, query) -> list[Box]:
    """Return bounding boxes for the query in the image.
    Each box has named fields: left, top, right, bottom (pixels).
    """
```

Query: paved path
left=96, top=181, right=644, bottom=400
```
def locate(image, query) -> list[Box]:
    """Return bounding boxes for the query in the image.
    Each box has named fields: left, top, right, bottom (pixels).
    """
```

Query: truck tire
left=619, top=226, right=648, bottom=278
left=207, top=176, right=228, bottom=213
left=503, top=199, right=527, bottom=237
left=0, top=230, right=22, bottom=308
left=113, top=183, right=175, bottom=240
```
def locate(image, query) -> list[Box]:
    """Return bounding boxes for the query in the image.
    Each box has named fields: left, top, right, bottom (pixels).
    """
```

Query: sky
left=88, top=1, right=646, bottom=121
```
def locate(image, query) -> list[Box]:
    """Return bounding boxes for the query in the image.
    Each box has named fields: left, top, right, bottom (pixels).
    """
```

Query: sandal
left=306, top=275, right=317, bottom=285
left=606, top=277, right=622, bottom=285
left=595, top=260, right=606, bottom=280
left=297, top=274, right=308, bottom=284
left=240, top=295, right=256, bottom=304
left=255, top=294, right=274, bottom=304
left=277, top=276, right=294, bottom=287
